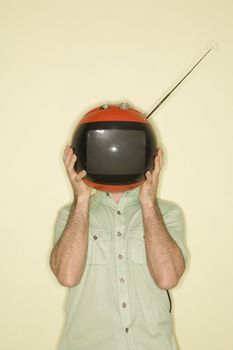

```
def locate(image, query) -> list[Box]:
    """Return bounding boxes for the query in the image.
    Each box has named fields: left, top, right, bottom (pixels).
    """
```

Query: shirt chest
left=87, top=202, right=146, bottom=266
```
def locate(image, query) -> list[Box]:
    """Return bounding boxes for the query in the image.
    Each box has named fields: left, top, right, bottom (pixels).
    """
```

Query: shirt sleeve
left=53, top=204, right=72, bottom=246
left=158, top=199, right=188, bottom=264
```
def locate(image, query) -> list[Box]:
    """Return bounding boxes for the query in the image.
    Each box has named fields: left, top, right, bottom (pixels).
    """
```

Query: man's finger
left=67, top=153, right=77, bottom=172
left=145, top=171, right=153, bottom=184
left=63, top=146, right=73, bottom=166
left=157, top=148, right=164, bottom=168
left=154, top=149, right=163, bottom=170
left=63, top=145, right=71, bottom=159
left=76, top=169, right=87, bottom=182
left=151, top=156, right=161, bottom=182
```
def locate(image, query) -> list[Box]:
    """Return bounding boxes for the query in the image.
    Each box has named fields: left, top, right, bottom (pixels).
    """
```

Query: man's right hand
left=63, top=145, right=92, bottom=202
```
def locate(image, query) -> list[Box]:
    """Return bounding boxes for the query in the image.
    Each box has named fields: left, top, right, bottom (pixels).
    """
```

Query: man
left=50, top=145, right=187, bottom=350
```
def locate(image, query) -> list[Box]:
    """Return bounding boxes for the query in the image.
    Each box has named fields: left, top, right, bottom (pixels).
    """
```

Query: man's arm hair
left=50, top=198, right=90, bottom=287
left=142, top=202, right=185, bottom=290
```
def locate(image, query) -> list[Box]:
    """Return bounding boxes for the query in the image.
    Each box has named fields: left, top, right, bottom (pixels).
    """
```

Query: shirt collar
left=90, top=185, right=141, bottom=210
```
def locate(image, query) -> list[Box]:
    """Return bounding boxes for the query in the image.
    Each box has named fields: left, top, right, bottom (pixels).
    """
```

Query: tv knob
left=100, top=104, right=110, bottom=110
left=119, top=102, right=130, bottom=110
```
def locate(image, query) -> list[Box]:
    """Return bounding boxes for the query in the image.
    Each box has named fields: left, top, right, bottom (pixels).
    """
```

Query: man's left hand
left=139, top=148, right=164, bottom=205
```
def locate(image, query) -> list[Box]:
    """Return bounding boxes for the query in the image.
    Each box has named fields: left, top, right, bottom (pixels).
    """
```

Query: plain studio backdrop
left=1, top=1, right=233, bottom=349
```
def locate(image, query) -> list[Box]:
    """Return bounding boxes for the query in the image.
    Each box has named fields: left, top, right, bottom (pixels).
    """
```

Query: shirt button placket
left=114, top=206, right=136, bottom=350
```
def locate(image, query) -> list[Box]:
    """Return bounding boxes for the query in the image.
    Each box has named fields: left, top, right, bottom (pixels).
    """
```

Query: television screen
left=86, top=129, right=146, bottom=175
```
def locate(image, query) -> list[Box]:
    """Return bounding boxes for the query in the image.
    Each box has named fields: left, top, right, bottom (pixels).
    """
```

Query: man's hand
left=139, top=149, right=163, bottom=205
left=63, top=145, right=92, bottom=202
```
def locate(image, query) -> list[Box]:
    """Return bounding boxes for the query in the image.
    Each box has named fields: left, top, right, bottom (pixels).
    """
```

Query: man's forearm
left=50, top=198, right=90, bottom=287
left=141, top=201, right=185, bottom=290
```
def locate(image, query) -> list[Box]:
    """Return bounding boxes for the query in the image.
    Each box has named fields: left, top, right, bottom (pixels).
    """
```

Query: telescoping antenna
left=146, top=43, right=217, bottom=119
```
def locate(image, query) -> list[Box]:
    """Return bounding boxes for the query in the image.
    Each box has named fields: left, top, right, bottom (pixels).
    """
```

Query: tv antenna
left=146, top=42, right=217, bottom=119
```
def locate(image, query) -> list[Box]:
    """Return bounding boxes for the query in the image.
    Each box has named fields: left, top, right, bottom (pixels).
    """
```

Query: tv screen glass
left=86, top=129, right=146, bottom=175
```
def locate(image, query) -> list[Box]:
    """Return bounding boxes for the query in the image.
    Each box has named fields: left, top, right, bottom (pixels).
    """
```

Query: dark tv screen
left=86, top=130, right=146, bottom=175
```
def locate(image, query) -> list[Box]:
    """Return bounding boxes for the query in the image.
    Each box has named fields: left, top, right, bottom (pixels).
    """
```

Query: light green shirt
left=53, top=186, right=187, bottom=350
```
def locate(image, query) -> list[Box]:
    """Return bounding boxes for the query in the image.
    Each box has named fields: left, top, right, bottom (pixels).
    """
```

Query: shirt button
left=117, top=210, right=121, bottom=215
left=118, top=254, right=123, bottom=259
left=125, top=328, right=129, bottom=333
left=93, top=235, right=98, bottom=240
left=120, top=278, right=124, bottom=283
left=117, top=231, right=122, bottom=236
left=122, top=302, right=126, bottom=308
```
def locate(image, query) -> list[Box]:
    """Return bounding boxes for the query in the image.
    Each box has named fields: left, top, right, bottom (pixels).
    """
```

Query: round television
left=71, top=102, right=157, bottom=192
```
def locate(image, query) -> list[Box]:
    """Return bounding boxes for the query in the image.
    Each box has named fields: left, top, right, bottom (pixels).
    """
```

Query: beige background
left=1, top=0, right=233, bottom=349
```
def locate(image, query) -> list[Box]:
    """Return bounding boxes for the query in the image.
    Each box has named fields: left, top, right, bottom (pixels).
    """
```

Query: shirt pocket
left=128, top=231, right=172, bottom=313
left=87, top=229, right=112, bottom=265
left=128, top=229, right=147, bottom=264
